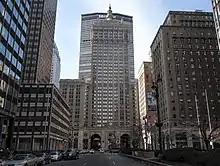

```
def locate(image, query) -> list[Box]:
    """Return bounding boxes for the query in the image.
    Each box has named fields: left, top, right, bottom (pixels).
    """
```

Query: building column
left=6, top=118, right=14, bottom=149
left=187, top=133, right=193, bottom=147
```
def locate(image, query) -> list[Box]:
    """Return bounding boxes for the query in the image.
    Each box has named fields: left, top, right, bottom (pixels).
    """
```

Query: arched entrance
left=90, top=134, right=101, bottom=150
left=120, top=134, right=130, bottom=148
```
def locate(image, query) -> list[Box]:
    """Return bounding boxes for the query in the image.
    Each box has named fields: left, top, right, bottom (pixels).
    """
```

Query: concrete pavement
left=49, top=153, right=147, bottom=166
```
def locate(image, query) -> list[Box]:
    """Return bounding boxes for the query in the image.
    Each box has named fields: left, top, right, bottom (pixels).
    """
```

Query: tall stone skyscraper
left=78, top=5, right=137, bottom=150
left=22, top=0, right=57, bottom=84
left=151, top=11, right=220, bottom=149
left=212, top=0, right=220, bottom=49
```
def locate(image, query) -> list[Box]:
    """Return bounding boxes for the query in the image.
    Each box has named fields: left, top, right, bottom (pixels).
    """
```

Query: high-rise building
left=78, top=5, right=137, bottom=150
left=151, top=11, right=220, bottom=149
left=14, top=84, right=70, bottom=151
left=50, top=42, right=60, bottom=88
left=22, top=0, right=57, bottom=84
left=212, top=0, right=220, bottom=48
left=59, top=79, right=92, bottom=149
left=0, top=0, right=32, bottom=149
left=138, top=62, right=156, bottom=149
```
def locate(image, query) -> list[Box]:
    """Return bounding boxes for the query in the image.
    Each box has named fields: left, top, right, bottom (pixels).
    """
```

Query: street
left=49, top=153, right=146, bottom=166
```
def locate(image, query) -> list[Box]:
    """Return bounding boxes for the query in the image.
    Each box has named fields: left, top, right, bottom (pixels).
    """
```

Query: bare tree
left=199, top=119, right=220, bottom=150
left=132, top=125, right=143, bottom=149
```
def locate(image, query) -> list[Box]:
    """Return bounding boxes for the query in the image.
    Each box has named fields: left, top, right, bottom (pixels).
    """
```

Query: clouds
left=55, top=0, right=212, bottom=79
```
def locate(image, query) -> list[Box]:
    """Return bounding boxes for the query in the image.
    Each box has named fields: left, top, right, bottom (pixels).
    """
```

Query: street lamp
left=152, top=77, right=163, bottom=153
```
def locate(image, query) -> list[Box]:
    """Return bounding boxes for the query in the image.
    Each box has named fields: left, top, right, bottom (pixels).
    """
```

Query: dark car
left=63, top=149, right=79, bottom=160
left=35, top=153, right=51, bottom=165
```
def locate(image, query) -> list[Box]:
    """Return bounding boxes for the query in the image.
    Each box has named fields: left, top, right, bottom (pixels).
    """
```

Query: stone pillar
left=187, top=133, right=193, bottom=147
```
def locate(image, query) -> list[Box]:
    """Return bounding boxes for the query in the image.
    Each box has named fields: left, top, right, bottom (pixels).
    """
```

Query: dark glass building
left=0, top=0, right=32, bottom=149
left=22, top=0, right=57, bottom=84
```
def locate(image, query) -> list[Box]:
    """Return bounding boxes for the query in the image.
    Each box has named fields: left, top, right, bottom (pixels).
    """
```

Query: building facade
left=22, top=0, right=57, bottom=84
left=151, top=11, right=220, bottom=149
left=0, top=0, right=32, bottom=149
left=50, top=42, right=60, bottom=88
left=212, top=0, right=220, bottom=48
left=138, top=62, right=156, bottom=149
left=14, top=84, right=70, bottom=151
left=78, top=6, right=137, bottom=150
left=59, top=79, right=92, bottom=149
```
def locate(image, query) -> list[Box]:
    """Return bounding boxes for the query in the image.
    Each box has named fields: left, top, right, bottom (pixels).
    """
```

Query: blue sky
left=54, top=0, right=212, bottom=79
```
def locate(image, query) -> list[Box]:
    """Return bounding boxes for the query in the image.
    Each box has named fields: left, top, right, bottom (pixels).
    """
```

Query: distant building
left=0, top=0, right=32, bottom=149
left=22, top=0, right=58, bottom=84
left=78, top=5, right=137, bottom=150
left=151, top=11, right=220, bottom=149
left=14, top=84, right=70, bottom=151
left=212, top=0, right=220, bottom=49
left=138, top=62, right=156, bottom=149
left=50, top=42, right=61, bottom=88
left=59, top=79, right=92, bottom=149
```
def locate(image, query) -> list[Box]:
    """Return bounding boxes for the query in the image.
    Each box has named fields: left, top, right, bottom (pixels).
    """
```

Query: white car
left=99, top=149, right=104, bottom=153
left=0, top=159, right=6, bottom=166
left=89, top=149, right=94, bottom=154
left=6, top=154, right=38, bottom=166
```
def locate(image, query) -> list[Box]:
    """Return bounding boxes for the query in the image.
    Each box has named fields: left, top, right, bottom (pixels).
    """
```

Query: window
left=4, top=11, right=11, bottom=24
left=5, top=49, right=11, bottom=61
left=0, top=42, right=6, bottom=55
left=12, top=56, right=17, bottom=67
left=3, top=64, right=9, bottom=75
left=1, top=26, right=8, bottom=40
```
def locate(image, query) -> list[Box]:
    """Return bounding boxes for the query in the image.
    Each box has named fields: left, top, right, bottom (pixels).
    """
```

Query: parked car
left=99, top=149, right=104, bottom=153
left=6, top=154, right=38, bottom=166
left=35, top=152, right=51, bottom=165
left=90, top=149, right=94, bottom=154
left=0, top=159, right=6, bottom=166
left=63, top=149, right=79, bottom=160
left=49, top=151, right=62, bottom=161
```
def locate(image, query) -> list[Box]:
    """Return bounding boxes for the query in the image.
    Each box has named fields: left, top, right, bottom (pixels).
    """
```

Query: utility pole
left=195, top=95, right=203, bottom=149
left=205, top=89, right=214, bottom=149
left=43, top=93, right=50, bottom=150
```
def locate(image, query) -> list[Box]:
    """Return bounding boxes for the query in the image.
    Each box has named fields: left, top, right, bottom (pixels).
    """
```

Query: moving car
left=63, top=149, right=79, bottom=160
left=35, top=153, right=51, bottom=165
left=49, top=151, right=62, bottom=161
left=6, top=154, right=38, bottom=166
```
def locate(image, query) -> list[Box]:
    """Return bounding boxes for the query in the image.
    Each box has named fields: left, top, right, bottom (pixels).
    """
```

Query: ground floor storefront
left=14, top=135, right=68, bottom=151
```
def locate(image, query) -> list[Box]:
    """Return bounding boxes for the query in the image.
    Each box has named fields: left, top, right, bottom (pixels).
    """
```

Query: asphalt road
left=49, top=153, right=147, bottom=166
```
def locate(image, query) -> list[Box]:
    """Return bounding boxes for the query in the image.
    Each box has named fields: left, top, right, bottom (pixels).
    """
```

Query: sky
left=54, top=0, right=212, bottom=79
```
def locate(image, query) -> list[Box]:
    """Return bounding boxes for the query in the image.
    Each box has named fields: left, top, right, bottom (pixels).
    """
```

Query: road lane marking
left=113, top=161, right=116, bottom=165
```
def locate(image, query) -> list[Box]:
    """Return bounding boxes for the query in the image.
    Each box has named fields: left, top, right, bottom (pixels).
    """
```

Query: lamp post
left=152, top=78, right=163, bottom=153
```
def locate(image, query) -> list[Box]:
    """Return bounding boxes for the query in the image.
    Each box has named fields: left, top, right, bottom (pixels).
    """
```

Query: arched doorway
left=90, top=134, right=101, bottom=150
left=120, top=134, right=130, bottom=148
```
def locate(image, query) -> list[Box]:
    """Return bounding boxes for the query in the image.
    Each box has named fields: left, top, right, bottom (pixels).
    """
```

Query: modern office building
left=22, top=0, right=57, bottom=84
left=14, top=84, right=70, bottom=151
left=138, top=62, right=156, bottom=149
left=151, top=11, right=220, bottom=149
left=59, top=79, right=92, bottom=149
left=212, top=0, right=220, bottom=48
left=50, top=42, right=60, bottom=88
left=0, top=0, right=32, bottom=149
left=78, top=5, right=138, bottom=150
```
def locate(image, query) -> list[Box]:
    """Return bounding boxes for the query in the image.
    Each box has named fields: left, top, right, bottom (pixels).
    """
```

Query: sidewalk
left=120, top=153, right=192, bottom=166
